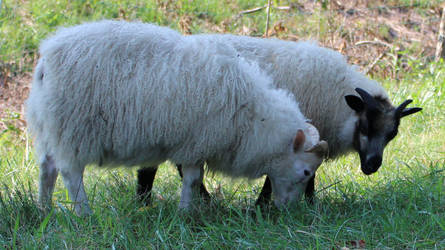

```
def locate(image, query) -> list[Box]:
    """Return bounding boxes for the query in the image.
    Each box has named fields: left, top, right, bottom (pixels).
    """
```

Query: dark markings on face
left=362, top=109, right=399, bottom=143
left=346, top=89, right=422, bottom=175
left=353, top=97, right=402, bottom=175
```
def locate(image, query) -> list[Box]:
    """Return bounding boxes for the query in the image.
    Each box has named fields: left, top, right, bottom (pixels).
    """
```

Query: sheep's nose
left=304, top=169, right=311, bottom=176
left=366, top=155, right=382, bottom=170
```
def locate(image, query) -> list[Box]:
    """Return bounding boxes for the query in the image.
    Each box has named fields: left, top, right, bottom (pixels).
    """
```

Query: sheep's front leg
left=176, top=164, right=211, bottom=200
left=39, top=154, right=59, bottom=210
left=59, top=162, right=91, bottom=216
left=255, top=176, right=272, bottom=207
left=179, top=164, right=204, bottom=210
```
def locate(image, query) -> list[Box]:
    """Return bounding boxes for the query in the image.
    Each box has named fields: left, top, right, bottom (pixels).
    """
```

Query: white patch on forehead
left=359, top=133, right=368, bottom=151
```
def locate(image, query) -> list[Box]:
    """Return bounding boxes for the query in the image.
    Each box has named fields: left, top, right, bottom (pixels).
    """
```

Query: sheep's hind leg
left=59, top=162, right=91, bottom=216
left=179, top=164, right=204, bottom=210
left=39, top=155, right=59, bottom=210
left=137, top=167, right=158, bottom=205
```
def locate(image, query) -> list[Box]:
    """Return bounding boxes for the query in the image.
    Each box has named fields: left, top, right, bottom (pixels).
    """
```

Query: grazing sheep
left=26, top=20, right=328, bottom=215
left=137, top=34, right=422, bottom=205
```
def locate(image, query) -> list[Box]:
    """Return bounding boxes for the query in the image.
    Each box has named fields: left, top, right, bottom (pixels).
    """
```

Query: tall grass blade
left=12, top=213, right=19, bottom=250
left=36, top=209, right=53, bottom=240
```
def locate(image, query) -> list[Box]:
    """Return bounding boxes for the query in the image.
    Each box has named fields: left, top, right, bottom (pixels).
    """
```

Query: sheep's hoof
left=74, top=204, right=93, bottom=217
left=178, top=201, right=191, bottom=211
left=38, top=204, right=54, bottom=216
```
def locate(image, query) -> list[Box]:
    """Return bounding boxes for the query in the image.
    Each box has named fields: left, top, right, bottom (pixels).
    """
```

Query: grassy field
left=1, top=0, right=444, bottom=248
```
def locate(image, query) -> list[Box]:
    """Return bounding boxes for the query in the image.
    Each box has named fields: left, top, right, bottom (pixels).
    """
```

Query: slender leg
left=59, top=162, right=91, bottom=216
left=255, top=176, right=273, bottom=206
left=176, top=164, right=210, bottom=200
left=304, top=174, right=315, bottom=204
left=179, top=164, right=203, bottom=210
left=137, top=167, right=158, bottom=205
left=39, top=155, right=59, bottom=209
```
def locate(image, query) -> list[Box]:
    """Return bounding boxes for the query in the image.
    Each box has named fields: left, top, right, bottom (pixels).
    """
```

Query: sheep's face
left=270, top=127, right=328, bottom=208
left=345, top=88, right=422, bottom=175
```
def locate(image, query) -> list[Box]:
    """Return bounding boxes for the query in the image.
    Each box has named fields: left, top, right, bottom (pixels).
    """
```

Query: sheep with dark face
left=26, top=21, right=328, bottom=215
left=344, top=88, right=421, bottom=174
left=137, top=34, right=421, bottom=205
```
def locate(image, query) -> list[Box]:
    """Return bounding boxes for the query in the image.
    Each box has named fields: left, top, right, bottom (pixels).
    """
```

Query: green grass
left=1, top=0, right=445, bottom=248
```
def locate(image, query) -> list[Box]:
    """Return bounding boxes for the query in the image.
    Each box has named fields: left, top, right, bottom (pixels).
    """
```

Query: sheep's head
left=345, top=88, right=422, bottom=175
left=270, top=123, right=328, bottom=208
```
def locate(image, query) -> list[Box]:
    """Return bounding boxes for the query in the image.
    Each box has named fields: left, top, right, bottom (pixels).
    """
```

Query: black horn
left=400, top=107, right=422, bottom=117
left=355, top=88, right=380, bottom=111
left=395, top=99, right=422, bottom=118
left=396, top=99, right=413, bottom=111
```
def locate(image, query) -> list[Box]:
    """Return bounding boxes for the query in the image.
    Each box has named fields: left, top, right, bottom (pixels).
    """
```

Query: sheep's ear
left=305, top=140, right=328, bottom=157
left=293, top=129, right=305, bottom=152
left=345, top=95, right=364, bottom=113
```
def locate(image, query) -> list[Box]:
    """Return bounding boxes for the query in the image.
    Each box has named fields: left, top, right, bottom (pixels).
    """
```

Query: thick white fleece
left=26, top=20, right=310, bottom=179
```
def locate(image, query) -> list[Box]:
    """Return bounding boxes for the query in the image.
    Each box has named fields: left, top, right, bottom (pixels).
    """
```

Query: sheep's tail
left=26, top=57, right=49, bottom=157
left=26, top=58, right=45, bottom=127
left=33, top=58, right=45, bottom=86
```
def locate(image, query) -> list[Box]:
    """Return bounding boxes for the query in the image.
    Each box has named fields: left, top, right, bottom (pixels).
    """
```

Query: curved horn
left=305, top=140, right=329, bottom=157
left=355, top=88, right=380, bottom=110
left=400, top=107, right=422, bottom=118
left=395, top=99, right=422, bottom=118
left=305, top=122, right=320, bottom=143
left=395, top=99, right=412, bottom=117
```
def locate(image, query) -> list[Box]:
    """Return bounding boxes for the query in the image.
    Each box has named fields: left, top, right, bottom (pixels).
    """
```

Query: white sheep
left=26, top=20, right=328, bottom=215
left=137, top=34, right=422, bottom=205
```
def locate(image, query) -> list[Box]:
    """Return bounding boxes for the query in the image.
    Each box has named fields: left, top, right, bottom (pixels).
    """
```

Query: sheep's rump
left=26, top=20, right=285, bottom=172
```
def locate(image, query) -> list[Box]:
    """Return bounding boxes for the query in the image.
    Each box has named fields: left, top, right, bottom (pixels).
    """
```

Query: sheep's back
left=27, top=21, right=264, bottom=168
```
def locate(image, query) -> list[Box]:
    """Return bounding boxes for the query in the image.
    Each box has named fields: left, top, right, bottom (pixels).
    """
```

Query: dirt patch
left=0, top=73, right=31, bottom=132
left=262, top=1, right=440, bottom=76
